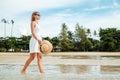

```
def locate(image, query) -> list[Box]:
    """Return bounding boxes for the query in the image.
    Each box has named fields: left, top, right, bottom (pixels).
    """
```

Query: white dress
left=29, top=23, right=42, bottom=53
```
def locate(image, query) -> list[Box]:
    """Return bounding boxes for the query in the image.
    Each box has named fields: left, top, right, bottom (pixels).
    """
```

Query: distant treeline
left=0, top=23, right=120, bottom=52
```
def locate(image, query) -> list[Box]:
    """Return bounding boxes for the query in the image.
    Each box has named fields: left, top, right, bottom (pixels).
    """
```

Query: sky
left=0, top=0, right=120, bottom=38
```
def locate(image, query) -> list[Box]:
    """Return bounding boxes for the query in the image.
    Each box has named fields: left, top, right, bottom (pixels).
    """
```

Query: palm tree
left=11, top=20, right=14, bottom=37
left=1, top=18, right=9, bottom=38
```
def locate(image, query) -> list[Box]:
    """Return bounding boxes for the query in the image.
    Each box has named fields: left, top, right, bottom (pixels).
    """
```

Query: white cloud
left=84, top=0, right=120, bottom=11
left=85, top=6, right=113, bottom=11
left=0, top=0, right=86, bottom=18
left=43, top=9, right=120, bottom=34
left=84, top=11, right=120, bottom=31
left=113, top=0, right=119, bottom=7
left=38, top=12, right=85, bottom=37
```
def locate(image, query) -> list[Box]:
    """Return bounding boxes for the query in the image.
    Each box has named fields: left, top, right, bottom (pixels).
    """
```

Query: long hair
left=31, top=11, right=40, bottom=21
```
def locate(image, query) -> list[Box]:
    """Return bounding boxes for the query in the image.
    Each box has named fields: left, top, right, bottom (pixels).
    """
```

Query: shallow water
left=0, top=64, right=120, bottom=80
left=0, top=55, right=120, bottom=80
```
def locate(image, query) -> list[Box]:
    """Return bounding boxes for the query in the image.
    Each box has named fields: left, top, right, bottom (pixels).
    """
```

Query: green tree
left=4, top=37, right=12, bottom=51
left=99, top=28, right=118, bottom=51
left=88, top=38, right=100, bottom=51
left=0, top=37, right=6, bottom=52
left=74, top=24, right=87, bottom=51
left=59, top=23, right=70, bottom=51
left=20, top=35, right=31, bottom=51
left=113, top=29, right=120, bottom=51
left=85, top=39, right=93, bottom=51
left=67, top=31, right=75, bottom=51
left=51, top=37, right=60, bottom=47
left=51, top=37, right=61, bottom=51
left=8, top=37, right=17, bottom=51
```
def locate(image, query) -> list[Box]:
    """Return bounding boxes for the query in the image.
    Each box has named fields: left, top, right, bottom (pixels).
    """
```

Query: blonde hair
left=31, top=11, right=40, bottom=21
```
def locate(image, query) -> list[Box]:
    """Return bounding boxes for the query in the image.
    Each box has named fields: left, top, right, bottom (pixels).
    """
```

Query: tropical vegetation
left=0, top=19, right=120, bottom=52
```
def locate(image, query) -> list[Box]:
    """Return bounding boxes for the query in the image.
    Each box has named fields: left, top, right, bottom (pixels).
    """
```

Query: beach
left=0, top=52, right=120, bottom=80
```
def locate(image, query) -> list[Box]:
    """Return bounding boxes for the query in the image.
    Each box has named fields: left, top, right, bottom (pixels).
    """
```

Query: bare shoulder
left=31, top=21, right=36, bottom=25
left=31, top=21, right=36, bottom=27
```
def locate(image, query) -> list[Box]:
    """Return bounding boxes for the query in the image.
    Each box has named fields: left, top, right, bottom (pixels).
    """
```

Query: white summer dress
left=29, top=23, right=42, bottom=53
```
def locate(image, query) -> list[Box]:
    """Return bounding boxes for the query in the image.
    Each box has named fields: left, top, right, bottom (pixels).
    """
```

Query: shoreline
left=0, top=52, right=120, bottom=56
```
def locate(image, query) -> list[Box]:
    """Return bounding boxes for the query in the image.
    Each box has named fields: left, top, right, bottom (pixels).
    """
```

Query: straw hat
left=40, top=40, right=53, bottom=54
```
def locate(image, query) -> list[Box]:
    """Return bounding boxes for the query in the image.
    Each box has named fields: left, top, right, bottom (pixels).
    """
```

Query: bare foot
left=40, top=71, right=45, bottom=73
left=41, top=72, right=45, bottom=77
left=21, top=70, right=26, bottom=75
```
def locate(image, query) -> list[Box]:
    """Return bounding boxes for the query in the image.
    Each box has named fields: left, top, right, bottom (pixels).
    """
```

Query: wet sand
left=0, top=52, right=120, bottom=80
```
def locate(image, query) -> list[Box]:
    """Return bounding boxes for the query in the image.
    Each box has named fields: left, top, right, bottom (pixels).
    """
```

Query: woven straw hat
left=40, top=40, right=53, bottom=54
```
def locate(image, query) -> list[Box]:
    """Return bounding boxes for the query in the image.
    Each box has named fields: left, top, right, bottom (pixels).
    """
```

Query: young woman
left=21, top=12, right=44, bottom=74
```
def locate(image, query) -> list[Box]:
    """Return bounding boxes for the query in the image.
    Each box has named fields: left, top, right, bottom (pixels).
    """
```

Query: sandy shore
left=0, top=52, right=120, bottom=65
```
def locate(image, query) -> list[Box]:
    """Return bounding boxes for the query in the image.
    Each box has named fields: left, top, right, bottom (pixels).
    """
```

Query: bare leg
left=21, top=53, right=36, bottom=74
left=37, top=53, right=44, bottom=73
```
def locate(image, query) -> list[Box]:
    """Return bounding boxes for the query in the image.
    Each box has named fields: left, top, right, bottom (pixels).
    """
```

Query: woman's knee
left=37, top=53, right=42, bottom=60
